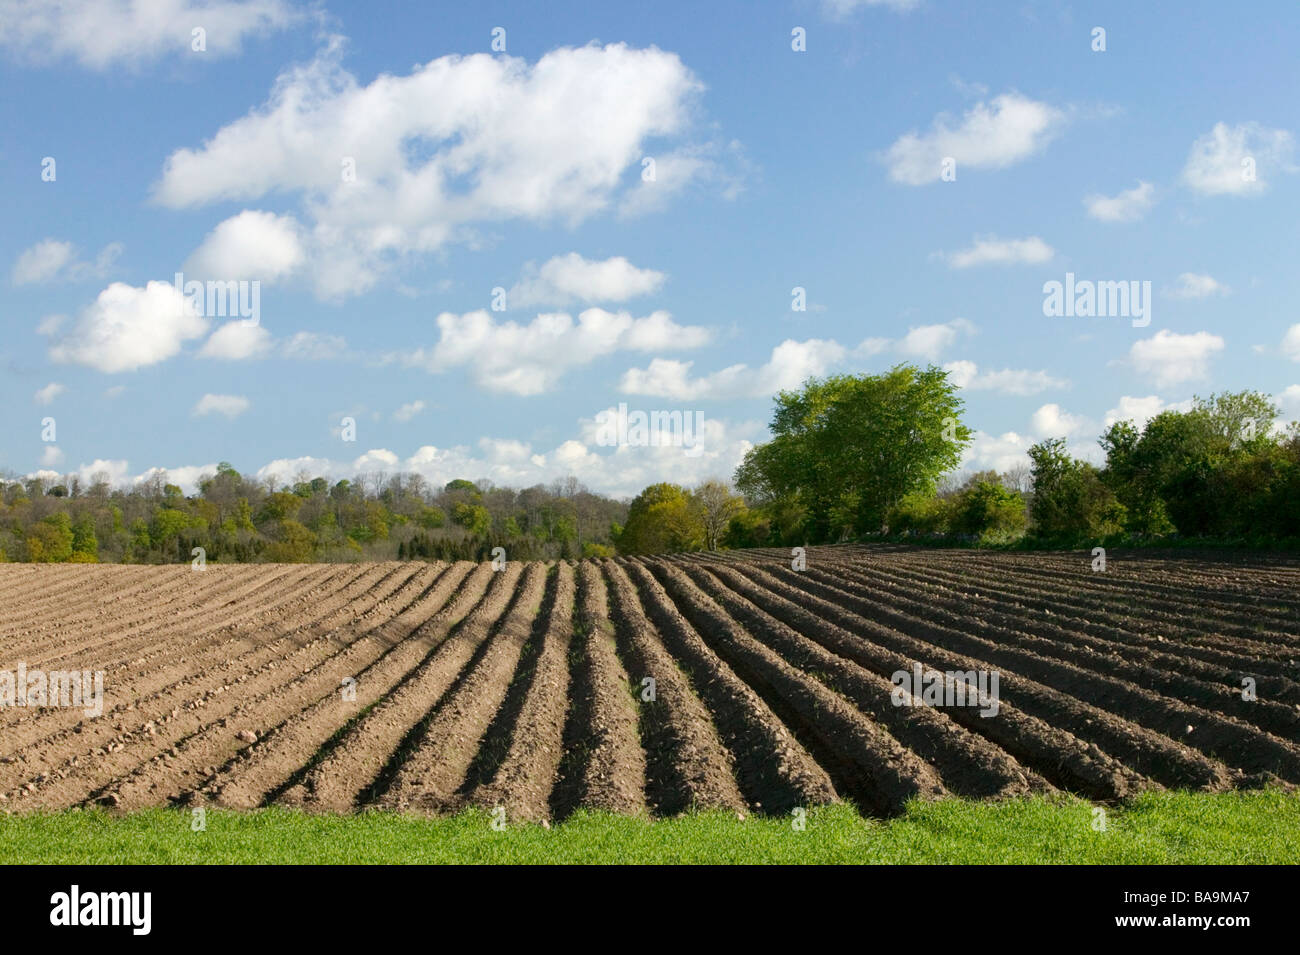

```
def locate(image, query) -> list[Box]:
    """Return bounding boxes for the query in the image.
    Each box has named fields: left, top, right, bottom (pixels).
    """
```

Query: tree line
left=617, top=369, right=1300, bottom=553
left=0, top=466, right=627, bottom=564
left=7, top=367, right=1297, bottom=563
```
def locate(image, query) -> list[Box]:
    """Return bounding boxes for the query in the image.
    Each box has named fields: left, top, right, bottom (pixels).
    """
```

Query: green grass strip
left=1, top=791, right=1295, bottom=864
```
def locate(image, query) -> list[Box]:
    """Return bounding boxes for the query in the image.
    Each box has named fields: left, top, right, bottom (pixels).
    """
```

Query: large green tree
left=1027, top=439, right=1124, bottom=540
left=1101, top=390, right=1281, bottom=536
left=617, top=483, right=703, bottom=554
left=734, top=365, right=971, bottom=538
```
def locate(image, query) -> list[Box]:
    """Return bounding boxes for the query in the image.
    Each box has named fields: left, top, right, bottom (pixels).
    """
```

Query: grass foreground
left=1, top=790, right=1296, bottom=864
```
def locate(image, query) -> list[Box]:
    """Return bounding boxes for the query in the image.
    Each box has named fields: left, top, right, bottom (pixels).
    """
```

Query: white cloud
left=40, top=445, right=64, bottom=467
left=1166, top=272, right=1230, bottom=299
left=1276, top=385, right=1300, bottom=422
left=11, top=238, right=122, bottom=284
left=943, top=360, right=1067, bottom=395
left=64, top=459, right=132, bottom=487
left=393, top=400, right=426, bottom=422
left=1103, top=395, right=1194, bottom=430
left=897, top=318, right=974, bottom=360
left=1030, top=403, right=1090, bottom=438
left=12, top=239, right=73, bottom=284
left=823, top=0, right=922, bottom=16
left=193, top=393, right=251, bottom=418
left=184, top=210, right=303, bottom=282
left=407, top=307, right=710, bottom=395
left=153, top=41, right=709, bottom=298
left=943, top=235, right=1054, bottom=268
left=854, top=337, right=891, bottom=357
left=962, top=404, right=1103, bottom=475
left=1128, top=329, right=1225, bottom=388
left=617, top=141, right=746, bottom=217
left=851, top=320, right=976, bottom=363
left=1084, top=181, right=1155, bottom=222
left=962, top=430, right=1033, bottom=474
left=198, top=320, right=274, bottom=359
left=1281, top=324, right=1300, bottom=362
left=281, top=331, right=347, bottom=360
left=882, top=93, right=1065, bottom=185
left=943, top=359, right=978, bottom=388
left=28, top=459, right=229, bottom=495
left=48, top=281, right=208, bottom=373
left=34, top=382, right=65, bottom=405
left=351, top=449, right=401, bottom=472
left=0, top=0, right=302, bottom=69
left=1182, top=122, right=1296, bottom=196
left=261, top=416, right=762, bottom=500
left=196, top=323, right=348, bottom=362
left=509, top=253, right=666, bottom=308
left=620, top=339, right=846, bottom=400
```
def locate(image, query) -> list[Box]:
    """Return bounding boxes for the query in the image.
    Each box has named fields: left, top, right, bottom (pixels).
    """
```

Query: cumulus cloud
left=854, top=337, right=891, bottom=357
left=943, top=360, right=1067, bottom=395
left=961, top=403, right=1103, bottom=475
left=1084, top=181, right=1155, bottom=222
left=196, top=323, right=348, bottom=361
left=281, top=331, right=347, bottom=360
left=406, top=308, right=710, bottom=395
left=848, top=321, right=975, bottom=363
left=47, top=281, right=208, bottom=372
left=1030, top=403, right=1091, bottom=438
left=254, top=415, right=762, bottom=499
left=198, top=320, right=274, bottom=359
left=1128, top=329, right=1225, bottom=388
left=1281, top=324, right=1300, bottom=362
left=193, top=393, right=250, bottom=418
left=11, top=238, right=122, bottom=284
left=961, top=431, right=1036, bottom=474
left=1166, top=272, right=1230, bottom=299
left=508, top=253, right=666, bottom=308
left=153, top=41, right=710, bottom=298
left=895, top=318, right=975, bottom=360
left=620, top=339, right=846, bottom=400
left=618, top=141, right=747, bottom=217
left=943, top=235, right=1053, bottom=268
left=882, top=93, right=1065, bottom=185
left=1182, top=122, right=1296, bottom=196
left=134, top=463, right=224, bottom=491
left=12, top=239, right=73, bottom=284
left=40, top=445, right=64, bottom=467
left=1276, top=385, right=1300, bottom=422
left=393, top=400, right=426, bottom=422
left=1103, top=395, right=1194, bottom=430
left=34, top=382, right=65, bottom=405
left=0, top=0, right=302, bottom=69
left=183, top=210, right=304, bottom=282
left=823, top=0, right=920, bottom=15
left=25, top=460, right=220, bottom=497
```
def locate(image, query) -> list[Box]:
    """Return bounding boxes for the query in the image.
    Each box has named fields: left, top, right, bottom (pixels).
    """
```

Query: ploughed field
left=2, top=545, right=1298, bottom=820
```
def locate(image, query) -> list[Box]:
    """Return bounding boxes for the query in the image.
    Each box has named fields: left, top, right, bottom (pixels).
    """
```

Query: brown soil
left=2, top=544, right=1295, bottom=819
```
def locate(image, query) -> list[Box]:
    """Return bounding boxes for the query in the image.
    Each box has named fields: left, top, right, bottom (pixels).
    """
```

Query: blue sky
left=3, top=0, right=1298, bottom=497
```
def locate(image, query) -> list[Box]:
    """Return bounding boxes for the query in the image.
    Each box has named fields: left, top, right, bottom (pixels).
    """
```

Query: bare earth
left=2, top=545, right=1298, bottom=820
